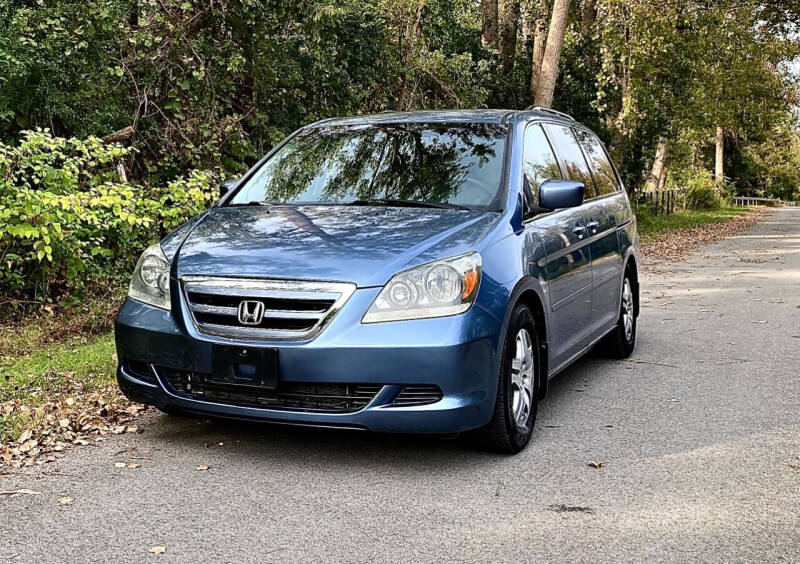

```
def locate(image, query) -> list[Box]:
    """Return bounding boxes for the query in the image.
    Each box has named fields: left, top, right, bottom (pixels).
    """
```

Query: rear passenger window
left=543, top=124, right=595, bottom=196
left=523, top=124, right=562, bottom=207
left=574, top=129, right=621, bottom=195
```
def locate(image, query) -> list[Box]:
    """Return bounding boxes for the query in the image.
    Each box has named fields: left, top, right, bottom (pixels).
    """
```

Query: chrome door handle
left=586, top=220, right=599, bottom=233
left=572, top=224, right=586, bottom=238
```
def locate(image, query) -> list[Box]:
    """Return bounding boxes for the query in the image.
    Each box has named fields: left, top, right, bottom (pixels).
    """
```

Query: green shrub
left=682, top=168, right=724, bottom=210
left=0, top=130, right=217, bottom=305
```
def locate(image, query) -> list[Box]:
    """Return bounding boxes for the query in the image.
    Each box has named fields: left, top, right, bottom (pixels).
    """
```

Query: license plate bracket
left=210, top=344, right=278, bottom=389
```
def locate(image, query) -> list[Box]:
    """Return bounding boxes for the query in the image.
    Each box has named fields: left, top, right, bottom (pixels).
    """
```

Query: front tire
left=474, top=304, right=539, bottom=454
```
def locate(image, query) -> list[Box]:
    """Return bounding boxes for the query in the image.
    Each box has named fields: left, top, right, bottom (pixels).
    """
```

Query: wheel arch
left=624, top=253, right=640, bottom=317
left=499, top=278, right=550, bottom=400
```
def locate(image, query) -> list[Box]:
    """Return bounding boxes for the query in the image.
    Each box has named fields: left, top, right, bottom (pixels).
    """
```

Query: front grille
left=392, top=385, right=444, bottom=406
left=158, top=367, right=382, bottom=413
left=182, top=276, right=356, bottom=340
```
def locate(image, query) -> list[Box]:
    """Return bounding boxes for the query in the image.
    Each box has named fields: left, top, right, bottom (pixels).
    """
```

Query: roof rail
left=524, top=105, right=575, bottom=121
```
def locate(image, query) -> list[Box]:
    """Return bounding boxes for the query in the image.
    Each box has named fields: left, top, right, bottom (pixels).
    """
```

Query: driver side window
left=523, top=124, right=562, bottom=209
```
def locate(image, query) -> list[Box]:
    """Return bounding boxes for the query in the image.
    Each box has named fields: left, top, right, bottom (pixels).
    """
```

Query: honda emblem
left=238, top=300, right=265, bottom=326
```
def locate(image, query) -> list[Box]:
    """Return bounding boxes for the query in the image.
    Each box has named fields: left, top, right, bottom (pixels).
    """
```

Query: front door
left=534, top=210, right=594, bottom=367
left=523, top=123, right=595, bottom=368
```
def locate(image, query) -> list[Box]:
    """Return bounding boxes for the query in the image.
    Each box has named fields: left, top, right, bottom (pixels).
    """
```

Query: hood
left=172, top=205, right=498, bottom=287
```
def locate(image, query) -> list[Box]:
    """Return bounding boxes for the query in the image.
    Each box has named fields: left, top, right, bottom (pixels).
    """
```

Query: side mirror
left=539, top=179, right=585, bottom=210
left=219, top=179, right=239, bottom=199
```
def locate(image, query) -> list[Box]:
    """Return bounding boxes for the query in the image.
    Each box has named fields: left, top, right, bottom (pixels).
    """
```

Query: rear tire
left=599, top=269, right=637, bottom=359
left=472, top=304, right=539, bottom=454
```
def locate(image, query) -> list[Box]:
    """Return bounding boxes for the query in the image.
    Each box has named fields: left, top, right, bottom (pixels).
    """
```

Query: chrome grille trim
left=392, top=385, right=444, bottom=406
left=182, top=276, right=356, bottom=341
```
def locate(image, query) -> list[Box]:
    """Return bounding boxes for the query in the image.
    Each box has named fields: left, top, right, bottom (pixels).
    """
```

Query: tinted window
left=574, top=129, right=620, bottom=195
left=523, top=124, right=562, bottom=207
left=543, top=124, right=595, bottom=196
left=230, top=123, right=508, bottom=209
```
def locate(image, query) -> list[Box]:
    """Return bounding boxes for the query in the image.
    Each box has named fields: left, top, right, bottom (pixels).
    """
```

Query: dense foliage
left=0, top=130, right=216, bottom=303
left=0, top=0, right=799, bottom=307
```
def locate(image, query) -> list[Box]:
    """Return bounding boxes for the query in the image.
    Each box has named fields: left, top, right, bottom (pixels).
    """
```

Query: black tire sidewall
left=500, top=305, right=539, bottom=450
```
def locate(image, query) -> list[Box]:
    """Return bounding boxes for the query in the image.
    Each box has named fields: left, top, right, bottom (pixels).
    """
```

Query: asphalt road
left=2, top=207, right=799, bottom=562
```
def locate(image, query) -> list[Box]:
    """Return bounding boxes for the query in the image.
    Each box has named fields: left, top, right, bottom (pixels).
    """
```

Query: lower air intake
left=392, top=385, right=444, bottom=406
left=158, top=367, right=381, bottom=413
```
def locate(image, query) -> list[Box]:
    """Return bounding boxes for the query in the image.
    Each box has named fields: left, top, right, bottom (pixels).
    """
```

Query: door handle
left=572, top=224, right=586, bottom=238
left=586, top=220, right=599, bottom=233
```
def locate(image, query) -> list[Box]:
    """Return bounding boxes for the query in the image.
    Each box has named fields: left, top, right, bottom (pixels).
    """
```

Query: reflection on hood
left=172, top=205, right=498, bottom=287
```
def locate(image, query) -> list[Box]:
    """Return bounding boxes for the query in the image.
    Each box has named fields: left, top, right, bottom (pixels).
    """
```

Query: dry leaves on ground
left=641, top=208, right=769, bottom=269
left=0, top=489, right=41, bottom=497
left=1, top=378, right=150, bottom=469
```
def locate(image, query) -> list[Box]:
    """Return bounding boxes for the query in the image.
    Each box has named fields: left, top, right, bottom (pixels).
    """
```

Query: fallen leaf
left=127, top=462, right=141, bottom=469
left=19, top=439, right=38, bottom=453
left=586, top=461, right=604, bottom=469
left=18, top=430, right=33, bottom=443
left=148, top=546, right=166, bottom=555
left=58, top=496, right=74, bottom=505
left=59, top=418, right=70, bottom=428
left=195, top=465, right=209, bottom=471
left=0, top=489, right=42, bottom=497
left=549, top=503, right=594, bottom=514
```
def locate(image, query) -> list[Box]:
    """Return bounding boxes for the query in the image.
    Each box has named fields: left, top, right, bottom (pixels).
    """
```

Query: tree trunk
left=715, top=126, right=724, bottom=186
left=396, top=3, right=426, bottom=110
left=580, top=0, right=595, bottom=37
left=645, top=138, right=667, bottom=193
left=499, top=0, right=521, bottom=76
left=529, top=0, right=548, bottom=101
left=533, top=0, right=571, bottom=108
left=657, top=163, right=668, bottom=191
left=481, top=0, right=499, bottom=48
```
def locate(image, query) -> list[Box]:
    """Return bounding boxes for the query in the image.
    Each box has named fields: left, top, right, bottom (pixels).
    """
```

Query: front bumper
left=114, top=288, right=503, bottom=434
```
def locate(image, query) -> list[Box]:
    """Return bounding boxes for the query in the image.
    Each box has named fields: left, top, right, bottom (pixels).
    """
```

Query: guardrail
left=733, top=197, right=796, bottom=207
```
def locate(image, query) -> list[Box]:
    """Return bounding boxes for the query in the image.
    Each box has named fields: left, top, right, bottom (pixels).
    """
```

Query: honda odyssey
left=115, top=108, right=640, bottom=453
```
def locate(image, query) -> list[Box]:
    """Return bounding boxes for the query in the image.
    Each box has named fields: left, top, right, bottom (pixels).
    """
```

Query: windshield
left=229, top=123, right=508, bottom=210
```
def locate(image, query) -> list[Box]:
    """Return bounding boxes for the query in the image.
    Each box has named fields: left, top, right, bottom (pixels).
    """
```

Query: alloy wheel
left=510, top=328, right=535, bottom=433
left=622, top=277, right=634, bottom=342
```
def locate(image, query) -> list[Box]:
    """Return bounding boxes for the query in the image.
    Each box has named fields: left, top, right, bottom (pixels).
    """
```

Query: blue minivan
left=115, top=108, right=639, bottom=453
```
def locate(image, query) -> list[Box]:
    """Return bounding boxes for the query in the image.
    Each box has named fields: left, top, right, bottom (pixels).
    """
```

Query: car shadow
left=143, top=352, right=607, bottom=468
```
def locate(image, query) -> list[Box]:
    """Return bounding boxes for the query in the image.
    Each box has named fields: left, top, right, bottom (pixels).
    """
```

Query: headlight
left=128, top=243, right=171, bottom=310
left=363, top=253, right=482, bottom=323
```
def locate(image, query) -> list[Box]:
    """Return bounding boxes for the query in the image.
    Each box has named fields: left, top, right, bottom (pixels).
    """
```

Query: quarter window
left=574, top=129, right=621, bottom=195
left=543, top=124, right=595, bottom=197
left=522, top=124, right=562, bottom=208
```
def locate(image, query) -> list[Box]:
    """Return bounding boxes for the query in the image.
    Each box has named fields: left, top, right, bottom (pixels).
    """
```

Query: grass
left=634, top=205, right=749, bottom=239
left=1, top=333, right=116, bottom=401
left=1, top=328, right=117, bottom=444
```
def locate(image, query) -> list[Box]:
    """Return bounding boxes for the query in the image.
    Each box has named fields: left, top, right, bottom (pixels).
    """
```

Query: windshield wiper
left=347, top=198, right=469, bottom=210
